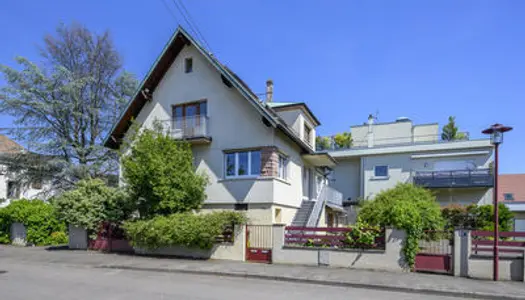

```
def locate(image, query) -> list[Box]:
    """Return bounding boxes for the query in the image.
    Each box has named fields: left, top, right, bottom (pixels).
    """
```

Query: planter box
left=134, top=245, right=214, bottom=259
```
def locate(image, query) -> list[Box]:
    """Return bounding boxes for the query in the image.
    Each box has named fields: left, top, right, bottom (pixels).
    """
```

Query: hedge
left=123, top=211, right=247, bottom=250
left=0, top=199, right=67, bottom=246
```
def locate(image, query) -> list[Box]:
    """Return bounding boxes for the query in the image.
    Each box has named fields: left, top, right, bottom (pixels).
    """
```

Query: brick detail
left=261, top=146, right=278, bottom=177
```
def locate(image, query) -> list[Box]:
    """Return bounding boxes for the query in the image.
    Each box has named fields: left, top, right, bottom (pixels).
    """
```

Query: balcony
left=413, top=168, right=493, bottom=189
left=163, top=116, right=211, bottom=144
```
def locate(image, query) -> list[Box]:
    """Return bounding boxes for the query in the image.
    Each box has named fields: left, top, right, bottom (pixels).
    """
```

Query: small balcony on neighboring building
left=162, top=115, right=211, bottom=144
left=413, top=168, right=493, bottom=189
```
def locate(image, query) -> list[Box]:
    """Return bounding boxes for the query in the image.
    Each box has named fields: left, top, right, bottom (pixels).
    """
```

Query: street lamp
left=482, top=123, right=513, bottom=281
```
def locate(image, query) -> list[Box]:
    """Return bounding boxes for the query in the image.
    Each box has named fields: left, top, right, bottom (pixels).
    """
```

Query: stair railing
left=306, top=185, right=327, bottom=227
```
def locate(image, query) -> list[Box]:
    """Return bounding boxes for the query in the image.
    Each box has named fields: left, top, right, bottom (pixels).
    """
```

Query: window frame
left=504, top=193, right=515, bottom=201
left=224, top=150, right=262, bottom=179
left=374, top=165, right=389, bottom=178
left=184, top=57, right=193, bottom=73
left=303, top=123, right=312, bottom=145
left=278, top=154, right=288, bottom=180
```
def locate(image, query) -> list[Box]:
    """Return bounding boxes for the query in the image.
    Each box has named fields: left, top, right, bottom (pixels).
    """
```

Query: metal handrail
left=161, top=116, right=209, bottom=139
left=306, top=186, right=327, bottom=227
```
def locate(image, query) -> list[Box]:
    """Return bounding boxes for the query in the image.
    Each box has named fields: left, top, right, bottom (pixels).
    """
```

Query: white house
left=106, top=27, right=494, bottom=227
left=0, top=135, right=54, bottom=207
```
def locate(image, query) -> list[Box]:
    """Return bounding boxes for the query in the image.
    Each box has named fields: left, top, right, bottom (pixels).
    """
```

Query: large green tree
left=121, top=122, right=208, bottom=218
left=0, top=23, right=137, bottom=189
left=441, top=116, right=467, bottom=141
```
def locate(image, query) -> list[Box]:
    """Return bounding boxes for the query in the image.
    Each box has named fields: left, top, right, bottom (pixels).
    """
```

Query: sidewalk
left=1, top=246, right=524, bottom=299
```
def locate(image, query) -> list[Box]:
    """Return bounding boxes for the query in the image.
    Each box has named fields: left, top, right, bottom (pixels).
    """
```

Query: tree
left=358, top=183, right=444, bottom=269
left=53, top=179, right=134, bottom=236
left=121, top=122, right=208, bottom=218
left=333, top=132, right=352, bottom=149
left=441, top=116, right=467, bottom=141
left=315, top=136, right=331, bottom=150
left=0, top=23, right=137, bottom=190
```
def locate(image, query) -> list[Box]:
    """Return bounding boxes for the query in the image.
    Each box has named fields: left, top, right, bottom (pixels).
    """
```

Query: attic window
left=184, top=58, right=193, bottom=73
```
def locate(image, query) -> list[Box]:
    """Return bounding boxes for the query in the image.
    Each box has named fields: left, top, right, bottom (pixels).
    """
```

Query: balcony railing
left=317, top=132, right=471, bottom=151
left=162, top=116, right=210, bottom=141
left=413, top=168, right=493, bottom=189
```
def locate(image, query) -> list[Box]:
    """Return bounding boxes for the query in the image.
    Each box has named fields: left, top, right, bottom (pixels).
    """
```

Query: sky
left=0, top=0, right=523, bottom=173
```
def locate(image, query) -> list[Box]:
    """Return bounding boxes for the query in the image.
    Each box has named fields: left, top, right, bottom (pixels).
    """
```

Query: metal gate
left=246, top=225, right=273, bottom=263
left=415, top=231, right=453, bottom=274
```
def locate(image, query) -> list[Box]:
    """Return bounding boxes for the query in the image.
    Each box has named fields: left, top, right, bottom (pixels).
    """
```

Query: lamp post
left=482, top=123, right=513, bottom=281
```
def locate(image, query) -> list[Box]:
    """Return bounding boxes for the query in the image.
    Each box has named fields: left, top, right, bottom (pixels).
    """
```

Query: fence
left=284, top=226, right=385, bottom=249
left=471, top=231, right=525, bottom=257
left=415, top=230, right=454, bottom=274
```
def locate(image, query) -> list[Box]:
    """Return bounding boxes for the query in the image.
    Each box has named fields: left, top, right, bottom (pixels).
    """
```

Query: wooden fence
left=284, top=226, right=385, bottom=249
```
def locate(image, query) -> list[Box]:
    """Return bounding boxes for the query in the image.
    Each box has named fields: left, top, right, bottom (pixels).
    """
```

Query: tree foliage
left=0, top=199, right=67, bottom=245
left=441, top=116, right=467, bottom=141
left=52, top=179, right=134, bottom=236
left=0, top=23, right=137, bottom=189
left=358, top=183, right=444, bottom=269
left=123, top=212, right=247, bottom=250
left=442, top=203, right=513, bottom=232
left=315, top=136, right=331, bottom=150
left=333, top=132, right=352, bottom=149
left=121, top=122, right=208, bottom=218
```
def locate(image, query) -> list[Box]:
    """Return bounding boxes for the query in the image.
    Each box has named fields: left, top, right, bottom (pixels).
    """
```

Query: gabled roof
left=267, top=102, right=321, bottom=126
left=104, top=26, right=314, bottom=154
left=0, top=135, right=23, bottom=154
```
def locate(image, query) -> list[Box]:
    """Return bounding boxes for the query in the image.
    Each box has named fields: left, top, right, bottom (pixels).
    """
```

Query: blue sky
left=1, top=0, right=523, bottom=173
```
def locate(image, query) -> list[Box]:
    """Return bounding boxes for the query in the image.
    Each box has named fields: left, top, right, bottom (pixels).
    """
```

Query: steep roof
left=104, top=26, right=314, bottom=154
left=499, top=174, right=525, bottom=202
left=0, top=135, right=23, bottom=154
left=267, top=102, right=321, bottom=126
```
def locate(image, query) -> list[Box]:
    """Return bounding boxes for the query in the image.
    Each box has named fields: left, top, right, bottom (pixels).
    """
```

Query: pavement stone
left=1, top=246, right=524, bottom=299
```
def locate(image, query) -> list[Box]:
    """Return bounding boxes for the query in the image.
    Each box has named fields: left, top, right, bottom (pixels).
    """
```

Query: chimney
left=367, top=114, right=374, bottom=148
left=266, top=79, right=273, bottom=103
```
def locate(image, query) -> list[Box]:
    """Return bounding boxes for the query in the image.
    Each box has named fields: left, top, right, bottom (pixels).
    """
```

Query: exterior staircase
left=291, top=200, right=315, bottom=227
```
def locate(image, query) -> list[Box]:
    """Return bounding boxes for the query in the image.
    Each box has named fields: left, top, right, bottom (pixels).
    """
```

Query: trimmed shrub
left=441, top=203, right=514, bottom=232
left=123, top=212, right=247, bottom=250
left=0, top=199, right=67, bottom=246
left=358, top=183, right=444, bottom=269
left=53, top=179, right=135, bottom=238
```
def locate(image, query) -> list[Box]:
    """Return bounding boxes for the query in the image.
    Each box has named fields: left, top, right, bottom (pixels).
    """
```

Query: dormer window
left=184, top=57, right=193, bottom=73
left=303, top=124, right=312, bottom=146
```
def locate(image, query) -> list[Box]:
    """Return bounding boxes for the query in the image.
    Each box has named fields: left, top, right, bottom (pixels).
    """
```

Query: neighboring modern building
left=105, top=26, right=494, bottom=227
left=0, top=135, right=54, bottom=207
left=498, top=174, right=525, bottom=231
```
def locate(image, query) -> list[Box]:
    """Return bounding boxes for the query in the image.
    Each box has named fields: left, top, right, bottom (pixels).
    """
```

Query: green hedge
left=441, top=203, right=514, bottom=232
left=0, top=199, right=67, bottom=246
left=123, top=211, right=247, bottom=250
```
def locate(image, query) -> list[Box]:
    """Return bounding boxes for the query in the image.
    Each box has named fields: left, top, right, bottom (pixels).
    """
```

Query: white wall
left=130, top=44, right=305, bottom=209
left=331, top=158, right=360, bottom=202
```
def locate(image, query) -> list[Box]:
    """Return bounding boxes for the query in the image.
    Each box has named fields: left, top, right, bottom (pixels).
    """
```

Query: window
left=504, top=193, right=515, bottom=201
left=184, top=57, right=193, bottom=73
left=172, top=101, right=207, bottom=135
left=278, top=154, right=288, bottom=180
left=303, top=124, right=312, bottom=145
left=225, top=150, right=261, bottom=178
left=7, top=181, right=19, bottom=199
left=234, top=203, right=248, bottom=211
left=274, top=208, right=282, bottom=223
left=374, top=165, right=389, bottom=178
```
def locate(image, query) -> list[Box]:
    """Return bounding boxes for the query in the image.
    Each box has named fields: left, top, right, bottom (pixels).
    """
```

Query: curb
left=98, top=265, right=524, bottom=300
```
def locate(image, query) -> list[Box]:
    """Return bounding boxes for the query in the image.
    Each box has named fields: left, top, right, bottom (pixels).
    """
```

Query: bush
left=358, top=183, right=444, bottom=269
left=441, top=203, right=514, bottom=232
left=53, top=179, right=134, bottom=238
left=0, top=199, right=67, bottom=246
left=49, top=231, right=69, bottom=245
left=121, top=122, right=208, bottom=218
left=123, top=212, right=247, bottom=250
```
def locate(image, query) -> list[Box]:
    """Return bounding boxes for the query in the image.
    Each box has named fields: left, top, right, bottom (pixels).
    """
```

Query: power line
left=160, top=0, right=179, bottom=27
left=175, top=0, right=213, bottom=52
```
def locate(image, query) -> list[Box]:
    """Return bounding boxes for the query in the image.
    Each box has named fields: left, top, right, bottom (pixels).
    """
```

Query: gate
left=246, top=225, right=273, bottom=263
left=415, top=231, right=453, bottom=274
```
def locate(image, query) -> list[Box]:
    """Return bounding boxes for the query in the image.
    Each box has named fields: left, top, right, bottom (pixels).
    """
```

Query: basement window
left=184, top=57, right=193, bottom=73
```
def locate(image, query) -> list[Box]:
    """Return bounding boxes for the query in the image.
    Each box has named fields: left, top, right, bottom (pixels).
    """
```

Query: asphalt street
left=0, top=261, right=470, bottom=300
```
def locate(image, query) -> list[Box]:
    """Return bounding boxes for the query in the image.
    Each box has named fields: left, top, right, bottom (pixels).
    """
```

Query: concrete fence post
left=271, top=224, right=286, bottom=263
left=454, top=229, right=471, bottom=277
left=68, top=224, right=88, bottom=250
left=239, top=224, right=246, bottom=262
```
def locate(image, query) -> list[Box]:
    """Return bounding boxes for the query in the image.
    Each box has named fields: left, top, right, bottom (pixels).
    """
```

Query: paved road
left=0, top=261, right=468, bottom=300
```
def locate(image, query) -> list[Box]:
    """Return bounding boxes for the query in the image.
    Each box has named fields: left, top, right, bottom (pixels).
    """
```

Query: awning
left=302, top=152, right=336, bottom=167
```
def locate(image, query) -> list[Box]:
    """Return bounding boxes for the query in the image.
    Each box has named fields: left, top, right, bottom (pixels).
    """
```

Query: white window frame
left=278, top=154, right=288, bottom=180
left=374, top=165, right=389, bottom=178
left=225, top=150, right=261, bottom=178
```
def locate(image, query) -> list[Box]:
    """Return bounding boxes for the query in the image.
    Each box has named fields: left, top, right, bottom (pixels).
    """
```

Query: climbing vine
left=357, top=183, right=444, bottom=269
